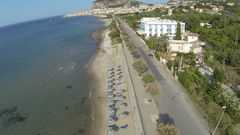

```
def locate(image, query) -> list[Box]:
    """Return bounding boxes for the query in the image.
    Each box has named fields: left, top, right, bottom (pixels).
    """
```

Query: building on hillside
left=182, top=0, right=198, bottom=4
left=167, top=40, right=193, bottom=55
left=139, top=18, right=186, bottom=38
left=167, top=0, right=179, bottom=6
left=227, top=3, right=235, bottom=6
left=167, top=38, right=204, bottom=56
left=185, top=32, right=199, bottom=42
left=200, top=22, right=212, bottom=28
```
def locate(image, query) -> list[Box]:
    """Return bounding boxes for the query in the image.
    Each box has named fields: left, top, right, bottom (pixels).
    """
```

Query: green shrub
left=178, top=71, right=192, bottom=89
left=157, top=124, right=180, bottom=135
left=109, top=20, right=122, bottom=45
left=166, top=60, right=173, bottom=70
left=213, top=68, right=224, bottom=83
left=142, top=74, right=155, bottom=84
left=133, top=60, right=148, bottom=75
left=126, top=41, right=135, bottom=50
left=109, top=30, right=119, bottom=38
left=131, top=49, right=140, bottom=58
left=147, top=82, right=160, bottom=95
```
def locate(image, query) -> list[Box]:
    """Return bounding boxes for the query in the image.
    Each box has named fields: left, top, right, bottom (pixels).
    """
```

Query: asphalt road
left=117, top=18, right=210, bottom=135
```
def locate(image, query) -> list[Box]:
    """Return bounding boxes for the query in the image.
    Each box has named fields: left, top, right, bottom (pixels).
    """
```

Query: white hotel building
left=139, top=18, right=186, bottom=38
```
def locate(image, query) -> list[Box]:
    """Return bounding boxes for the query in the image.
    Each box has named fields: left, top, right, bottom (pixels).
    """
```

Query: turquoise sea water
left=0, top=16, right=103, bottom=135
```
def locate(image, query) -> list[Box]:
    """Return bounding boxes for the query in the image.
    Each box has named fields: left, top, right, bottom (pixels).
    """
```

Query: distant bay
left=0, top=16, right=104, bottom=135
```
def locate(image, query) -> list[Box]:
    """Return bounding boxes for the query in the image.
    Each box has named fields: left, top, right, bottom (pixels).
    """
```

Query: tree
left=142, top=74, right=155, bottom=84
left=174, top=22, right=182, bottom=40
left=183, top=52, right=196, bottom=67
left=157, top=124, right=180, bottom=135
left=166, top=60, right=173, bottom=70
left=178, top=71, right=192, bottom=89
left=126, top=41, right=135, bottom=51
left=132, top=60, right=148, bottom=75
left=146, top=36, right=167, bottom=52
left=147, top=82, right=160, bottom=95
left=131, top=49, right=140, bottom=58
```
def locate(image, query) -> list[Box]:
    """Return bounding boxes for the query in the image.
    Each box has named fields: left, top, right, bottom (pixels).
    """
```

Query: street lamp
left=212, top=106, right=226, bottom=135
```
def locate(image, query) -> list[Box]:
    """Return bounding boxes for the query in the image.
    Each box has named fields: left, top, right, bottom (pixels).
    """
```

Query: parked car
left=148, top=54, right=154, bottom=58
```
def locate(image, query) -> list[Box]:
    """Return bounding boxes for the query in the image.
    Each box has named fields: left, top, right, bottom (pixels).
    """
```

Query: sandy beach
left=89, top=19, right=136, bottom=135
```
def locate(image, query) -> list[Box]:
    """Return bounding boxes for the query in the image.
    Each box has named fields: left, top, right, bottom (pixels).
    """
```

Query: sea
left=0, top=16, right=104, bottom=135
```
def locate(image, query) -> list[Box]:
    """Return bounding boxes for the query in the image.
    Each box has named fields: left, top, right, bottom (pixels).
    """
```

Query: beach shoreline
left=88, top=18, right=111, bottom=135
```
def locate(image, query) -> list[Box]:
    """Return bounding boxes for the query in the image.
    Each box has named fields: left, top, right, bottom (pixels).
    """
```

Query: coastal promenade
left=117, top=17, right=210, bottom=135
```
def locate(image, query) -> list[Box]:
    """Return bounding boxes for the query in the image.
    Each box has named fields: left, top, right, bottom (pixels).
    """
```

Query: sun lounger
left=120, top=124, right=128, bottom=129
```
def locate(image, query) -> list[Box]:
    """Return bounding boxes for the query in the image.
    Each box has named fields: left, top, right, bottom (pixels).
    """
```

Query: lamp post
left=212, top=106, right=226, bottom=135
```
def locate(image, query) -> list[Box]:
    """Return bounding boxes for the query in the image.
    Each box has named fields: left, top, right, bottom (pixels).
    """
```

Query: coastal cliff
left=93, top=0, right=139, bottom=9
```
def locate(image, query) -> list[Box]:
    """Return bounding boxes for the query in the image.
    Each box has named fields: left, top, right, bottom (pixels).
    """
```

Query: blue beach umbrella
left=117, top=95, right=123, bottom=98
left=108, top=124, right=115, bottom=128
left=109, top=112, right=116, bottom=117
left=109, top=100, right=115, bottom=105
left=118, top=96, right=125, bottom=101
left=120, top=124, right=128, bottom=129
left=117, top=89, right=124, bottom=93
left=116, top=92, right=122, bottom=96
left=109, top=104, right=115, bottom=108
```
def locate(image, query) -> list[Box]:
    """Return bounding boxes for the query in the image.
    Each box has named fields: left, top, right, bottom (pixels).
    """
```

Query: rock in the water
left=66, top=85, right=72, bottom=89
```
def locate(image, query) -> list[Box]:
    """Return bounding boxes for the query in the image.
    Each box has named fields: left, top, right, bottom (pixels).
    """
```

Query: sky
left=0, top=0, right=167, bottom=27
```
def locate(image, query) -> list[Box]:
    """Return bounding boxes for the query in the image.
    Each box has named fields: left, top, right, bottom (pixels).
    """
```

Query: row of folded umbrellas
left=107, top=66, right=128, bottom=134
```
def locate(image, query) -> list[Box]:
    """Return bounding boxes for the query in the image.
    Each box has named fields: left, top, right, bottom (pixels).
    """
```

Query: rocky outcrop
left=93, top=0, right=138, bottom=9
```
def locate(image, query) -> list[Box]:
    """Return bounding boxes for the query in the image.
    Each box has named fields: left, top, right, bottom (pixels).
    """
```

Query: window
left=140, top=23, right=145, bottom=31
left=167, top=28, right=171, bottom=34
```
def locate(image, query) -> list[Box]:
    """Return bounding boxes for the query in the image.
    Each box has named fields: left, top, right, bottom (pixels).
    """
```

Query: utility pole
left=172, top=58, right=175, bottom=76
left=179, top=53, right=183, bottom=71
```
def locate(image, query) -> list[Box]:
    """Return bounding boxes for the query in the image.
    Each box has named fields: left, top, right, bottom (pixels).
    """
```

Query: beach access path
left=90, top=28, right=136, bottom=135
left=117, top=17, right=210, bottom=135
